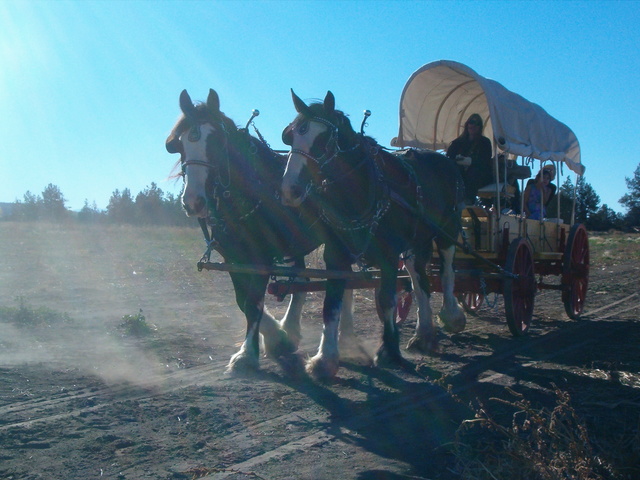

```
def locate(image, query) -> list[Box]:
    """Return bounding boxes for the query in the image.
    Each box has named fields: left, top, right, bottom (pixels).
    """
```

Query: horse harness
left=183, top=119, right=321, bottom=266
left=291, top=115, right=428, bottom=265
left=181, top=119, right=273, bottom=262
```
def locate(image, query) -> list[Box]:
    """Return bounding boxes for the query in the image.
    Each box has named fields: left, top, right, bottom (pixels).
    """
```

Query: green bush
left=118, top=310, right=155, bottom=337
left=0, top=296, right=71, bottom=327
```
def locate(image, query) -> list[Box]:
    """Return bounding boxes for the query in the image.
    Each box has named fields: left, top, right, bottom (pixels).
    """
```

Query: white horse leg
left=404, top=254, right=438, bottom=352
left=227, top=296, right=264, bottom=373
left=307, top=318, right=340, bottom=379
left=278, top=289, right=306, bottom=348
left=260, top=302, right=300, bottom=359
left=338, top=289, right=356, bottom=342
left=307, top=286, right=342, bottom=379
left=438, top=245, right=466, bottom=333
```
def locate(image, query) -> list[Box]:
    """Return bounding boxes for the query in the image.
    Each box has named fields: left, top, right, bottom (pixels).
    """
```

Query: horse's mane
left=171, top=102, right=238, bottom=137
left=168, top=102, right=284, bottom=187
left=302, top=102, right=381, bottom=149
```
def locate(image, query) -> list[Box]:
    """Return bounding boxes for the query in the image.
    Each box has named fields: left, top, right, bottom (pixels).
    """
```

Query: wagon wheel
left=457, top=292, right=484, bottom=315
left=503, top=237, right=535, bottom=336
left=395, top=271, right=413, bottom=324
left=562, top=224, right=589, bottom=319
left=395, top=289, right=413, bottom=324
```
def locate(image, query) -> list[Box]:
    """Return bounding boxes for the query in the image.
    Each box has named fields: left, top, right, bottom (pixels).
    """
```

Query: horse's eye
left=297, top=121, right=309, bottom=135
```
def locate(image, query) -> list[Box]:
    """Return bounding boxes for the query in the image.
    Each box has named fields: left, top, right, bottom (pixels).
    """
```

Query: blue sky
left=1, top=0, right=639, bottom=213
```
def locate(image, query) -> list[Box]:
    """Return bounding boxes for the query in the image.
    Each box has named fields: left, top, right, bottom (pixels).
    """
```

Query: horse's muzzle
left=282, top=184, right=305, bottom=207
left=182, top=195, right=207, bottom=217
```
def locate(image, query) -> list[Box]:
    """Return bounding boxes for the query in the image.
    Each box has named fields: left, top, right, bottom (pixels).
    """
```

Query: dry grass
left=589, top=231, right=640, bottom=265
left=452, top=386, right=614, bottom=480
left=449, top=231, right=640, bottom=480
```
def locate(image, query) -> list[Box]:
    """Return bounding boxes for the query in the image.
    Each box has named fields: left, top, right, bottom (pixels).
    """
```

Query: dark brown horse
left=281, top=90, right=466, bottom=379
left=166, top=89, right=355, bottom=374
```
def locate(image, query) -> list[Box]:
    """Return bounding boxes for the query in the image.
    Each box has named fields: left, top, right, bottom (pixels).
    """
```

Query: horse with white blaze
left=166, top=89, right=356, bottom=374
left=281, top=90, right=467, bottom=379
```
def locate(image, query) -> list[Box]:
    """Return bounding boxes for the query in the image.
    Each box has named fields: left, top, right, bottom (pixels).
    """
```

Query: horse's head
left=166, top=89, right=236, bottom=217
left=281, top=90, right=359, bottom=207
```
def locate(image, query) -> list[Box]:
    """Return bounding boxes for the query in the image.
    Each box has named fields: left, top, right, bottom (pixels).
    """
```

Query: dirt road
left=1, top=224, right=639, bottom=479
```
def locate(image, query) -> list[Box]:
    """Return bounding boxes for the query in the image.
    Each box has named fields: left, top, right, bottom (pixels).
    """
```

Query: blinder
left=166, top=136, right=182, bottom=154
left=282, top=124, right=293, bottom=146
left=188, top=124, right=201, bottom=142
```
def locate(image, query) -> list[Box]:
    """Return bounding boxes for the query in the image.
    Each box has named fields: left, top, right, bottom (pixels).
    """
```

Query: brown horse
left=166, top=89, right=355, bottom=374
left=281, top=90, right=466, bottom=379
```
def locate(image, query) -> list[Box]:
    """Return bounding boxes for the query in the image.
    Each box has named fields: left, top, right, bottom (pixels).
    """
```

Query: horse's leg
left=260, top=298, right=302, bottom=358
left=306, top=245, right=348, bottom=379
left=405, top=249, right=439, bottom=352
left=306, top=277, right=345, bottom=379
left=227, top=273, right=269, bottom=373
left=437, top=243, right=466, bottom=333
left=338, top=289, right=356, bottom=342
left=374, top=258, right=404, bottom=366
left=274, top=289, right=305, bottom=349
left=264, top=257, right=307, bottom=355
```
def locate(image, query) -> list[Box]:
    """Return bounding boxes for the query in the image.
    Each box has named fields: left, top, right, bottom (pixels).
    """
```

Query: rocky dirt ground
left=1, top=223, right=639, bottom=479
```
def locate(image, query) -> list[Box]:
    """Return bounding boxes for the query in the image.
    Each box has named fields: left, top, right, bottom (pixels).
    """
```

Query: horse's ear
left=291, top=89, right=311, bottom=116
left=179, top=90, right=196, bottom=117
left=324, top=91, right=335, bottom=114
left=207, top=89, right=220, bottom=114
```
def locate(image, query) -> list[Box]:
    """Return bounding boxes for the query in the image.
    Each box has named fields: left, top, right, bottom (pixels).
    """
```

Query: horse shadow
left=259, top=356, right=473, bottom=479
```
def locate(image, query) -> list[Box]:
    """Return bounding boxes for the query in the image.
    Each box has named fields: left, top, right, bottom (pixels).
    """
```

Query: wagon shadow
left=433, top=317, right=640, bottom=409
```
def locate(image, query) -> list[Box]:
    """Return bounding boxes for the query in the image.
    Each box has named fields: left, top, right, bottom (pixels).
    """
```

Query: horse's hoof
left=406, top=334, right=439, bottom=353
left=374, top=345, right=404, bottom=368
left=263, top=332, right=297, bottom=359
left=440, top=309, right=467, bottom=333
left=306, top=355, right=339, bottom=380
left=277, top=352, right=307, bottom=379
left=226, top=351, right=259, bottom=375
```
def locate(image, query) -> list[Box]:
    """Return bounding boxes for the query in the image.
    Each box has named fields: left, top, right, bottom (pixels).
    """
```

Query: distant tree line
left=3, top=163, right=640, bottom=231
left=3, top=182, right=192, bottom=227
left=545, top=164, right=640, bottom=231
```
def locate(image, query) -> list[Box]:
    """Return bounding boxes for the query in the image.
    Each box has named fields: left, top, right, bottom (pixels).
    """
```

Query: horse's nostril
left=182, top=196, right=206, bottom=216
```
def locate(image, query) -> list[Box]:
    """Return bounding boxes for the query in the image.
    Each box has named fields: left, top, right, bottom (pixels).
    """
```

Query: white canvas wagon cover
left=391, top=60, right=584, bottom=175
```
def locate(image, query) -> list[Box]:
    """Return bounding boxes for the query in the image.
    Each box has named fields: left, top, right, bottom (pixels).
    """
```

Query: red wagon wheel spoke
left=563, top=224, right=590, bottom=319
left=457, top=292, right=484, bottom=314
left=504, top=238, right=535, bottom=336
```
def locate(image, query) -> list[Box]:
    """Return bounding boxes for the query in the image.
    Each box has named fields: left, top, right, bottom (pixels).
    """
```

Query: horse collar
left=319, top=142, right=389, bottom=232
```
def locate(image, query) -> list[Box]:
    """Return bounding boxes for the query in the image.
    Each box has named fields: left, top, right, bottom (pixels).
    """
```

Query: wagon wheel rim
left=504, top=238, right=535, bottom=336
left=457, top=292, right=484, bottom=314
left=563, top=224, right=590, bottom=319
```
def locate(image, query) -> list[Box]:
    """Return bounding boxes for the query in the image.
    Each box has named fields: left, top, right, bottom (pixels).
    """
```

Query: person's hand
left=456, top=155, right=472, bottom=167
